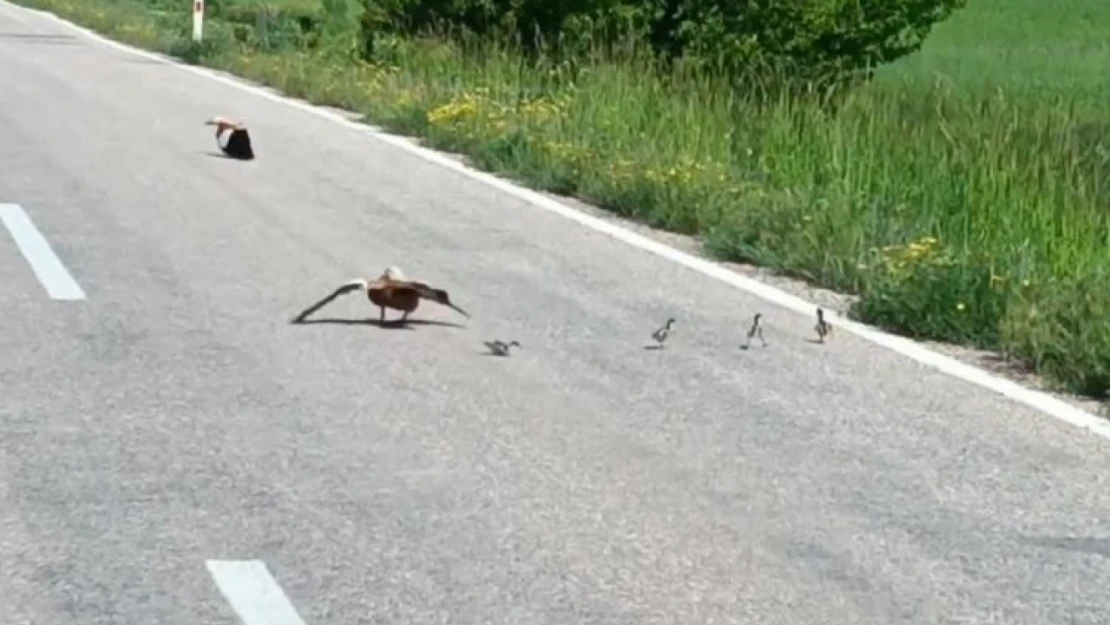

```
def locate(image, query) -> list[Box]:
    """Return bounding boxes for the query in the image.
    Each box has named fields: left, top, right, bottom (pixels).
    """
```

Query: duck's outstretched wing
left=290, top=279, right=368, bottom=323
left=392, top=279, right=470, bottom=318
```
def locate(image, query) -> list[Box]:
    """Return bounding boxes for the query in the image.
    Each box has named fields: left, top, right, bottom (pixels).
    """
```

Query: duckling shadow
left=289, top=317, right=465, bottom=330
left=804, top=338, right=827, bottom=345
left=643, top=344, right=665, bottom=351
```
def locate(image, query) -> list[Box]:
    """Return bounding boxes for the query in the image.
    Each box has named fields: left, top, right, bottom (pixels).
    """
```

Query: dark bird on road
left=205, top=115, right=254, bottom=160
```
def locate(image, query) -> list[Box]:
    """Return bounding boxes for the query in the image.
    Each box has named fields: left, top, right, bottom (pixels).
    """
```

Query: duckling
left=291, top=266, right=470, bottom=325
left=650, top=317, right=676, bottom=348
left=205, top=115, right=254, bottom=160
left=740, top=312, right=768, bottom=349
left=815, top=307, right=832, bottom=343
left=484, top=340, right=520, bottom=356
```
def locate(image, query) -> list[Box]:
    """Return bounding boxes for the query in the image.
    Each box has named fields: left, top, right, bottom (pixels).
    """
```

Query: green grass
left=15, top=0, right=1110, bottom=401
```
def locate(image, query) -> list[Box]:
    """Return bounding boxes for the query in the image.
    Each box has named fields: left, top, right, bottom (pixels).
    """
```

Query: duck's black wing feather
left=224, top=128, right=254, bottom=160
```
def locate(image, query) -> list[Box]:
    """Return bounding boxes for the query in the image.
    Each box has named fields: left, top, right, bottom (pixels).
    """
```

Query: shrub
left=1000, top=270, right=1110, bottom=399
left=643, top=0, right=972, bottom=97
left=850, top=237, right=1011, bottom=349
left=359, top=0, right=970, bottom=98
left=222, top=1, right=324, bottom=51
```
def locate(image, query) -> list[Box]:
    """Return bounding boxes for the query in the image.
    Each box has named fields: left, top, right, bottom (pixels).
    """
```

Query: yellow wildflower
left=426, top=92, right=480, bottom=125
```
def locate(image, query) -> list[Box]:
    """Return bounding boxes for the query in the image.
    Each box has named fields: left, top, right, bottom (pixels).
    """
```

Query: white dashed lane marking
left=206, top=559, right=310, bottom=625
left=1, top=202, right=86, bottom=300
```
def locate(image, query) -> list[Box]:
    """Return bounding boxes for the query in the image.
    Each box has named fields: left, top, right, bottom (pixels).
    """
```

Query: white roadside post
left=192, top=0, right=204, bottom=42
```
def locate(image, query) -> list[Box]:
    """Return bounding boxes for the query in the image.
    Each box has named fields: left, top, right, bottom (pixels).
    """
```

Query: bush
left=1000, top=270, right=1110, bottom=399
left=849, top=237, right=1011, bottom=349
left=360, top=0, right=623, bottom=48
left=644, top=0, right=971, bottom=96
left=359, top=0, right=970, bottom=97
left=221, top=1, right=324, bottom=51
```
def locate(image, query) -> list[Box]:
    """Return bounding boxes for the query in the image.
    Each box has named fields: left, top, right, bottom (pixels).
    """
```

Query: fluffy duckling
left=815, top=307, right=832, bottom=343
left=484, top=340, right=520, bottom=356
left=650, top=317, right=676, bottom=348
left=740, top=312, right=768, bottom=349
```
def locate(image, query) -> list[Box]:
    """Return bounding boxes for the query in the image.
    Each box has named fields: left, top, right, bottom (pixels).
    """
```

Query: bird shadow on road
left=0, top=32, right=80, bottom=45
left=289, top=316, right=466, bottom=331
left=643, top=344, right=664, bottom=351
left=122, top=56, right=172, bottom=65
left=202, top=151, right=256, bottom=161
left=1022, top=535, right=1110, bottom=559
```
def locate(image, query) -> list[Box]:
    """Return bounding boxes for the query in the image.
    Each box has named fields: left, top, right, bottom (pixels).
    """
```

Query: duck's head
left=381, top=265, right=406, bottom=281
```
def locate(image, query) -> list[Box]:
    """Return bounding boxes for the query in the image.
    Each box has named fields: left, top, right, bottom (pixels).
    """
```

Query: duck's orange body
left=366, top=273, right=465, bottom=323
left=368, top=283, right=421, bottom=314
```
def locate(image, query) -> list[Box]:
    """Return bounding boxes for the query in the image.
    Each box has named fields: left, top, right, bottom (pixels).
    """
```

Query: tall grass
left=16, top=0, right=1110, bottom=400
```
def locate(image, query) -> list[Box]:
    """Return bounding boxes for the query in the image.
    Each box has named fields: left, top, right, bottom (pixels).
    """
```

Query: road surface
left=1, top=4, right=1110, bottom=624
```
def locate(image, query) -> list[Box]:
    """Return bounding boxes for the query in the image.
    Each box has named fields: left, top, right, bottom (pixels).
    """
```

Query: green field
left=13, top=0, right=1110, bottom=401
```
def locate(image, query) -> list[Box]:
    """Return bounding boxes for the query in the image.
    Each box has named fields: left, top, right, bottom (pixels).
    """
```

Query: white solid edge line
left=206, top=559, right=309, bottom=625
left=0, top=203, right=87, bottom=300
left=12, top=1, right=1110, bottom=439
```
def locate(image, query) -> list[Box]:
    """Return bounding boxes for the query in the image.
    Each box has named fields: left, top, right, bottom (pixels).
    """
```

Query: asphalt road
left=2, top=5, right=1110, bottom=624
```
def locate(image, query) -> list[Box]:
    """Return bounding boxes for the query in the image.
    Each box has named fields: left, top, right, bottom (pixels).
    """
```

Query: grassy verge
left=14, top=0, right=1110, bottom=401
